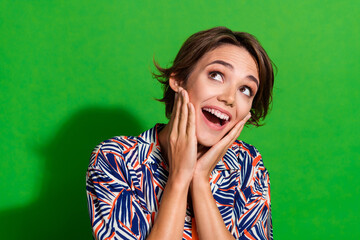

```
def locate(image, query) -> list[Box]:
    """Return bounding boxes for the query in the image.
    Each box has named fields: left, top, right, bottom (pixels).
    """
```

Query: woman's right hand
left=147, top=88, right=196, bottom=240
left=166, top=87, right=197, bottom=185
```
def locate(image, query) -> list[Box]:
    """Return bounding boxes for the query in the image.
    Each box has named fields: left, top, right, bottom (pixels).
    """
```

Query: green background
left=1, top=0, right=359, bottom=239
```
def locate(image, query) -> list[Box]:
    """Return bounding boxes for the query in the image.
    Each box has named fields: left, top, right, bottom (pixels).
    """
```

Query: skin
left=147, top=44, right=259, bottom=240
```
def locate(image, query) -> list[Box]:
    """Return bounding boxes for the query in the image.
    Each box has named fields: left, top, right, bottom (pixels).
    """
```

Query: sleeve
left=86, top=141, right=151, bottom=240
left=234, top=149, right=273, bottom=240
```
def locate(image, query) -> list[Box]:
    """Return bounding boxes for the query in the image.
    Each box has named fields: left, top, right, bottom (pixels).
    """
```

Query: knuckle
left=169, top=135, right=177, bottom=144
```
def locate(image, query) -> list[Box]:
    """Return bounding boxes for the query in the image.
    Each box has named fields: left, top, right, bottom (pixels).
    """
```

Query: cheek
left=185, top=77, right=213, bottom=102
left=235, top=101, right=252, bottom=120
left=187, top=88, right=209, bottom=108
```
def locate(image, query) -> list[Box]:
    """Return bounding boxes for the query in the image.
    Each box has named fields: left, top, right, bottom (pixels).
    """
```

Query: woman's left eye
left=209, top=72, right=223, bottom=82
left=240, top=86, right=251, bottom=97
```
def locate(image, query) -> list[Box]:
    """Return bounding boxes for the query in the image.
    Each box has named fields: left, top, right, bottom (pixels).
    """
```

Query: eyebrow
left=207, top=60, right=259, bottom=88
left=207, top=60, right=234, bottom=69
left=248, top=75, right=259, bottom=88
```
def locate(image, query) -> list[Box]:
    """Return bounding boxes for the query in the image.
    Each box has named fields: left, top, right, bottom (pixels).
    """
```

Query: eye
left=239, top=86, right=252, bottom=97
left=209, top=71, right=223, bottom=82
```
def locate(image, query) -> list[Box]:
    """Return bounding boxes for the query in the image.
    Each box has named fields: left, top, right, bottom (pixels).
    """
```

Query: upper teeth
left=203, top=108, right=230, bottom=121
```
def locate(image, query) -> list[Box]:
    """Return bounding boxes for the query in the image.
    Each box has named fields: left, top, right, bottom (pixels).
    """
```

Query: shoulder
left=232, top=140, right=271, bottom=198
left=231, top=139, right=263, bottom=167
left=218, top=139, right=265, bottom=171
left=231, top=140, right=270, bottom=183
left=93, top=135, right=138, bottom=152
left=89, top=135, right=139, bottom=169
left=88, top=124, right=160, bottom=170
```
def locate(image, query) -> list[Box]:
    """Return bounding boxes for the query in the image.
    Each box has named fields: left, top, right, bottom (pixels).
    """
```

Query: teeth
left=203, top=108, right=230, bottom=121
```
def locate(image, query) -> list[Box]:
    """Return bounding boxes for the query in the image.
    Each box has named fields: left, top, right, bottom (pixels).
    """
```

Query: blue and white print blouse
left=86, top=124, right=272, bottom=240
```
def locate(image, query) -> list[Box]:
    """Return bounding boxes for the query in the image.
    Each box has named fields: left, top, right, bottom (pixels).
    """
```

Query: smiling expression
left=172, top=44, right=259, bottom=147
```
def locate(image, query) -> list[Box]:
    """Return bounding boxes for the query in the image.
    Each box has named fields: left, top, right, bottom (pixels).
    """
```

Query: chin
left=196, top=131, right=224, bottom=147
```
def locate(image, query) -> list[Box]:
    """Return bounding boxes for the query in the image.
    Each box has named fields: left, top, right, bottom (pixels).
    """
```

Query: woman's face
left=179, top=44, right=259, bottom=147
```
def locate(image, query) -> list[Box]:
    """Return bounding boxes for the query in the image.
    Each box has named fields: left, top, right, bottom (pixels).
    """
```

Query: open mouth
left=202, top=107, right=230, bottom=127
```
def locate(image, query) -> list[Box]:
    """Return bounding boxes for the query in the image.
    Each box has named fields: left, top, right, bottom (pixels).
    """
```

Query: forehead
left=195, top=44, right=259, bottom=79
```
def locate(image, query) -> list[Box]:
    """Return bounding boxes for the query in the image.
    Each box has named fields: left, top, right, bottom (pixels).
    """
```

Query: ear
left=169, top=75, right=183, bottom=92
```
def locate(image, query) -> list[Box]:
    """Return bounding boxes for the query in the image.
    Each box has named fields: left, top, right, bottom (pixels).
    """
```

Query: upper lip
left=201, top=105, right=232, bottom=121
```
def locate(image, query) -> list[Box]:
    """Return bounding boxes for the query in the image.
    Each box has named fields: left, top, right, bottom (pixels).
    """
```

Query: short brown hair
left=153, top=26, right=275, bottom=126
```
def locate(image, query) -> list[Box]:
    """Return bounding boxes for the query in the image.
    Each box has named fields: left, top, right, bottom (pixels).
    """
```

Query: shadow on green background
left=0, top=107, right=143, bottom=239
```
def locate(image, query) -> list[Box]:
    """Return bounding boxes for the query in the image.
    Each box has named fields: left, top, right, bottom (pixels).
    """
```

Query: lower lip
left=201, top=111, right=228, bottom=131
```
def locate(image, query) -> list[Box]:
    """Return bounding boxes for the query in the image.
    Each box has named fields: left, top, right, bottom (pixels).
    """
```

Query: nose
left=217, top=85, right=236, bottom=107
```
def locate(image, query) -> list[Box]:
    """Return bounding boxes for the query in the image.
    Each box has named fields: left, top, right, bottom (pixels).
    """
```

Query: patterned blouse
left=86, top=124, right=272, bottom=240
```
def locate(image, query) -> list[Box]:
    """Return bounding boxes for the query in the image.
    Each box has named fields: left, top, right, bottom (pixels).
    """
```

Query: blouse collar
left=137, top=124, right=241, bottom=171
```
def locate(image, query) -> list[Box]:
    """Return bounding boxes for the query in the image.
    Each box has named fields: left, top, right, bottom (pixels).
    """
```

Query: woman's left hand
left=192, top=113, right=251, bottom=181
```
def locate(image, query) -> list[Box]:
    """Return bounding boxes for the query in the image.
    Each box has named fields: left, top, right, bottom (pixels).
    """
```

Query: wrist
left=169, top=167, right=194, bottom=183
left=167, top=174, right=191, bottom=191
left=190, top=174, right=210, bottom=191
left=192, top=169, right=210, bottom=183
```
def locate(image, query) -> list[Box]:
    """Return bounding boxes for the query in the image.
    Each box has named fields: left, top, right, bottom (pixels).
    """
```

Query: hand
left=147, top=88, right=197, bottom=240
left=166, top=87, right=197, bottom=184
left=193, top=113, right=252, bottom=181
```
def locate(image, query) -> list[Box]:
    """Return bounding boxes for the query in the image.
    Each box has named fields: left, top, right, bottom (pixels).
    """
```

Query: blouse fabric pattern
left=86, top=124, right=272, bottom=240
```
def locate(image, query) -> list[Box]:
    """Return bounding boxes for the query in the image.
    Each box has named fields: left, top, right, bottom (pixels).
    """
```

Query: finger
left=199, top=113, right=251, bottom=165
left=225, top=112, right=251, bottom=147
left=230, top=112, right=251, bottom=139
left=178, top=88, right=189, bottom=136
left=241, top=112, right=251, bottom=125
left=234, top=112, right=251, bottom=138
left=187, top=102, right=196, bottom=137
left=211, top=112, right=251, bottom=155
left=203, top=128, right=238, bottom=163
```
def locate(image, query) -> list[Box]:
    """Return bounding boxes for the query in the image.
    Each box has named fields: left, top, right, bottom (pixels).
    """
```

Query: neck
left=157, top=123, right=170, bottom=163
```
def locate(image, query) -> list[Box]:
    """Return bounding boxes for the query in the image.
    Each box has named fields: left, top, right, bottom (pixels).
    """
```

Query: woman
left=86, top=27, right=274, bottom=240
